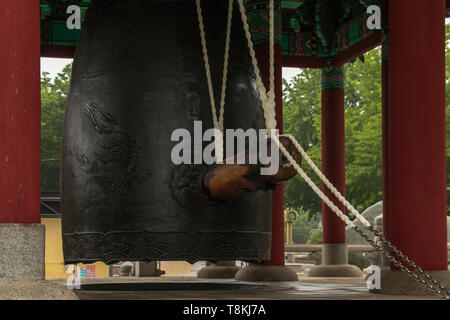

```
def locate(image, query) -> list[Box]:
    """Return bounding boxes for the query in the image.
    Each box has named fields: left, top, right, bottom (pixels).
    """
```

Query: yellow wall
left=160, top=261, right=204, bottom=277
left=42, top=217, right=109, bottom=279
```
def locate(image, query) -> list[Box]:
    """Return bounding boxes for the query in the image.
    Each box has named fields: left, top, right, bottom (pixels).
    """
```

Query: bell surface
left=61, top=0, right=272, bottom=265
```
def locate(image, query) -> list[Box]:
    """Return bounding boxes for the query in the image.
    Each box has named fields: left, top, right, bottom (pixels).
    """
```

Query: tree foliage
left=283, top=49, right=383, bottom=217
left=307, top=229, right=323, bottom=244
left=284, top=25, right=450, bottom=226
left=290, top=210, right=321, bottom=244
left=41, top=63, right=72, bottom=192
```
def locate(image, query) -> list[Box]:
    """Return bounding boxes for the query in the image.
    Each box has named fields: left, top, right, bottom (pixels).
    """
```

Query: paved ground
left=55, top=276, right=440, bottom=300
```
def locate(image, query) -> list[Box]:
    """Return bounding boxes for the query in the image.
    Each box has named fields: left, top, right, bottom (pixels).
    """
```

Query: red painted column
left=244, top=0, right=284, bottom=267
left=236, top=1, right=297, bottom=281
left=388, top=0, right=447, bottom=270
left=321, top=66, right=346, bottom=245
left=381, top=0, right=390, bottom=241
left=254, top=43, right=285, bottom=266
left=0, top=1, right=41, bottom=223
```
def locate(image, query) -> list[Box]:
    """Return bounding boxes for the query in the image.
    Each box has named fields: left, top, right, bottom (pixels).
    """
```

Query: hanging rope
left=271, top=133, right=450, bottom=299
left=196, top=0, right=449, bottom=299
left=196, top=0, right=234, bottom=162
left=236, top=0, right=277, bottom=133
left=242, top=1, right=448, bottom=299
left=237, top=0, right=449, bottom=299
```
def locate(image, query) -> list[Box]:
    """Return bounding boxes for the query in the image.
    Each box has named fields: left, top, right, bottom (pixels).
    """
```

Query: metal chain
left=273, top=133, right=450, bottom=300
left=353, top=225, right=450, bottom=300
left=367, top=226, right=450, bottom=298
left=274, top=135, right=450, bottom=300
left=197, top=0, right=450, bottom=300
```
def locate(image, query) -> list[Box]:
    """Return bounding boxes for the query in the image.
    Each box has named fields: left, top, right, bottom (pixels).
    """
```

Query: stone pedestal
left=0, top=224, right=45, bottom=282
left=308, top=244, right=363, bottom=277
left=235, top=265, right=298, bottom=282
left=0, top=280, right=79, bottom=300
left=371, top=268, right=450, bottom=297
left=0, top=224, right=78, bottom=300
left=197, top=261, right=241, bottom=279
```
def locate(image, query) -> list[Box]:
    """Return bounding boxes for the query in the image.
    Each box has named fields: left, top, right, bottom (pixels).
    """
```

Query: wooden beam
left=282, top=32, right=381, bottom=69
left=334, top=31, right=382, bottom=66
left=40, top=45, right=76, bottom=58
left=282, top=55, right=325, bottom=69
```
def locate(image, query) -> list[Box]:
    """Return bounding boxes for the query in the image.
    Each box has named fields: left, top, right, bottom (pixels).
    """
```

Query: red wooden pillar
left=381, top=0, right=390, bottom=242
left=255, top=44, right=285, bottom=266
left=308, top=65, right=362, bottom=277
left=250, top=0, right=284, bottom=267
left=0, top=0, right=45, bottom=284
left=0, top=0, right=41, bottom=224
left=388, top=0, right=447, bottom=271
left=320, top=66, right=346, bottom=245
left=236, top=0, right=297, bottom=281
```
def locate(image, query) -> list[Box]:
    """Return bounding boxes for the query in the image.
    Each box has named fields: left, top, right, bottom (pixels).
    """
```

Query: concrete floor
left=58, top=276, right=441, bottom=300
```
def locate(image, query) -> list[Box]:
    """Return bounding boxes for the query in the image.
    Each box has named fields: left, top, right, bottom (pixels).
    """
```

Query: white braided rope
left=196, top=0, right=234, bottom=161
left=279, top=133, right=372, bottom=228
left=235, top=0, right=370, bottom=229
left=196, top=0, right=219, bottom=129
left=198, top=0, right=368, bottom=229
left=218, top=0, right=234, bottom=131
left=274, top=134, right=449, bottom=299
left=237, top=0, right=277, bottom=132
left=277, top=134, right=374, bottom=228
left=195, top=1, right=449, bottom=298
left=271, top=135, right=356, bottom=228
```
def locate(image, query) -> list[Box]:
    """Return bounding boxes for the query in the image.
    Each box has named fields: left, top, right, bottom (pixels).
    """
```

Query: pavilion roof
left=39, top=0, right=382, bottom=62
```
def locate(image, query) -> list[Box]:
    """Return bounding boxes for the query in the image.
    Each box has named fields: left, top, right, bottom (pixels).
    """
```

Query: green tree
left=41, top=63, right=72, bottom=192
left=283, top=49, right=383, bottom=217
left=284, top=23, right=450, bottom=229
left=283, top=69, right=323, bottom=214
left=307, top=229, right=323, bottom=244
left=290, top=210, right=321, bottom=244
left=344, top=49, right=383, bottom=211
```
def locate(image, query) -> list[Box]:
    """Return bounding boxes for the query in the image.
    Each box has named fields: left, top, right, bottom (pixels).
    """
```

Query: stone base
left=0, top=224, right=45, bottom=282
left=197, top=266, right=241, bottom=279
left=235, top=265, right=298, bottom=282
left=0, top=280, right=79, bottom=300
left=307, top=264, right=363, bottom=277
left=307, top=243, right=363, bottom=277
left=197, top=261, right=241, bottom=279
left=371, top=268, right=450, bottom=296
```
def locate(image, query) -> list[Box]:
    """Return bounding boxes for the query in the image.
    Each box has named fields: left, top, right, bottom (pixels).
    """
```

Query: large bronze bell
left=61, top=0, right=276, bottom=264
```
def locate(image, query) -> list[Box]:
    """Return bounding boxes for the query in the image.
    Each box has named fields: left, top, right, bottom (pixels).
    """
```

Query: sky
left=41, top=58, right=72, bottom=79
left=40, top=57, right=303, bottom=83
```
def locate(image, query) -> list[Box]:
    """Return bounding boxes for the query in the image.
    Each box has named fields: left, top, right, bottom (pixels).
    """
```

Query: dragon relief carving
left=71, top=102, right=151, bottom=198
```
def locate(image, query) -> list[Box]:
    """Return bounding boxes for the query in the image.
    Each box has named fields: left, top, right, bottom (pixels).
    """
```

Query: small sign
left=86, top=264, right=96, bottom=278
